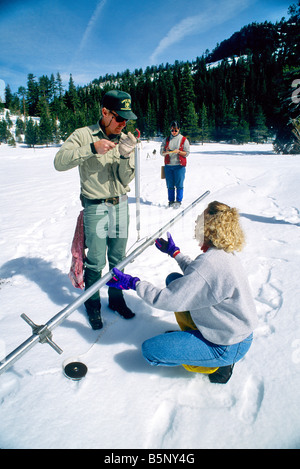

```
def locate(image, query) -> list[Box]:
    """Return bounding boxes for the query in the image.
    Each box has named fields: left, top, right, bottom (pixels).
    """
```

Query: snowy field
left=0, top=140, right=299, bottom=449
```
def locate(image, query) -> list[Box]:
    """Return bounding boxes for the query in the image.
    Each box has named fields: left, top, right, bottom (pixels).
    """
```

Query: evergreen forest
left=1, top=2, right=299, bottom=153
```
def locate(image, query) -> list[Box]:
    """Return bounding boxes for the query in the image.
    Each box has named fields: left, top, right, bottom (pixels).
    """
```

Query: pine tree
left=178, top=63, right=200, bottom=140
left=251, top=106, right=269, bottom=143
left=199, top=103, right=210, bottom=144
left=51, top=73, right=66, bottom=127
left=234, top=119, right=250, bottom=144
left=17, top=86, right=27, bottom=117
left=184, top=103, right=200, bottom=142
left=15, top=117, right=25, bottom=141
left=157, top=68, right=179, bottom=135
left=38, top=75, right=53, bottom=103
left=273, top=67, right=300, bottom=153
left=38, top=97, right=54, bottom=146
left=4, top=84, right=13, bottom=108
left=56, top=72, right=64, bottom=98
left=15, top=117, right=25, bottom=134
left=5, top=110, right=13, bottom=129
left=193, top=56, right=208, bottom=112
left=7, top=135, right=16, bottom=147
left=144, top=99, right=157, bottom=138
left=0, top=120, right=11, bottom=143
left=25, top=118, right=39, bottom=147
left=64, top=74, right=80, bottom=113
left=179, top=63, right=195, bottom=124
left=26, top=74, right=39, bottom=116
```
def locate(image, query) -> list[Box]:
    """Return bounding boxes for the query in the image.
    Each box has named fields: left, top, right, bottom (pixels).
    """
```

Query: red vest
left=164, top=136, right=187, bottom=167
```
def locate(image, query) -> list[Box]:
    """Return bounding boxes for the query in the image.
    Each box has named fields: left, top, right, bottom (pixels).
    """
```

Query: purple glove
left=155, top=232, right=180, bottom=258
left=106, top=268, right=140, bottom=290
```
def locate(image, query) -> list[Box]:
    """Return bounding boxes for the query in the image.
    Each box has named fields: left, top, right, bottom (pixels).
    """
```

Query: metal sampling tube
left=134, top=141, right=141, bottom=239
left=0, top=190, right=210, bottom=376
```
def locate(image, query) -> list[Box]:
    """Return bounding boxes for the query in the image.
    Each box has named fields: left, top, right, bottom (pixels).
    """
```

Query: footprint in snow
left=239, top=375, right=264, bottom=424
left=144, top=400, right=176, bottom=449
left=177, top=377, right=235, bottom=409
left=253, top=263, right=283, bottom=332
left=257, top=282, right=283, bottom=316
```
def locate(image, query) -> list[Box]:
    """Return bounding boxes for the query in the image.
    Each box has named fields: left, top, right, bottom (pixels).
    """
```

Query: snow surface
left=0, top=140, right=300, bottom=449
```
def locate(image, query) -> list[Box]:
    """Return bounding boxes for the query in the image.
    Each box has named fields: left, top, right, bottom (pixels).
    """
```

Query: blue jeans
left=142, top=331, right=253, bottom=368
left=141, top=272, right=253, bottom=368
left=164, top=165, right=186, bottom=202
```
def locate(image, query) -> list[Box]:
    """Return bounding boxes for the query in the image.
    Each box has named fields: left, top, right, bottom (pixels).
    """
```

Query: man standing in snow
left=160, top=121, right=190, bottom=207
left=54, top=90, right=138, bottom=329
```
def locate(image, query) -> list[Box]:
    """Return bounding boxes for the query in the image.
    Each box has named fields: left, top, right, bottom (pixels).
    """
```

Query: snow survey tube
left=0, top=190, right=210, bottom=376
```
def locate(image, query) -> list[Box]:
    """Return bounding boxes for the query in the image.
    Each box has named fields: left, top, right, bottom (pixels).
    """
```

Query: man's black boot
left=84, top=297, right=103, bottom=330
left=108, top=287, right=135, bottom=319
left=209, top=364, right=234, bottom=384
left=84, top=268, right=103, bottom=329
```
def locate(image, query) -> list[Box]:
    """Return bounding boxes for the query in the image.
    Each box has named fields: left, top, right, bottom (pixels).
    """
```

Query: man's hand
left=93, top=139, right=116, bottom=154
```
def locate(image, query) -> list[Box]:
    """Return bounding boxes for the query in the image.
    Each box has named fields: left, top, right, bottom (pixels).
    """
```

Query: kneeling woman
left=107, top=201, right=258, bottom=383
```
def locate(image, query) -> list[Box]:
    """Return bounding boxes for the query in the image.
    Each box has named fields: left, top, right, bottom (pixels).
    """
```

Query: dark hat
left=102, top=90, right=137, bottom=120
left=170, top=120, right=180, bottom=129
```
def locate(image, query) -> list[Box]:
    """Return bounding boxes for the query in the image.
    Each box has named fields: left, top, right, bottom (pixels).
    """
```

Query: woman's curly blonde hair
left=195, top=201, right=245, bottom=252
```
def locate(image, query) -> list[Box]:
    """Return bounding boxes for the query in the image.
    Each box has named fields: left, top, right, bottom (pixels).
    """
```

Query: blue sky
left=0, top=0, right=293, bottom=99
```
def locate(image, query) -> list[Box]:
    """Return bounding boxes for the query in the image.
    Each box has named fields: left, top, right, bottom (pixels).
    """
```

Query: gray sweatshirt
left=160, top=133, right=190, bottom=165
left=136, top=248, right=258, bottom=346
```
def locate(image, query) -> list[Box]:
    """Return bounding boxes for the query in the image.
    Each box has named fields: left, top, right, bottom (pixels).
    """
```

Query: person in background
left=160, top=121, right=190, bottom=208
left=107, top=201, right=258, bottom=383
left=54, top=90, right=138, bottom=330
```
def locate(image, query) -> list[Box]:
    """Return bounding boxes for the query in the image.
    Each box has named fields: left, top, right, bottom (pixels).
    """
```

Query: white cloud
left=149, top=0, right=253, bottom=64
left=78, top=0, right=108, bottom=54
left=68, top=0, right=108, bottom=76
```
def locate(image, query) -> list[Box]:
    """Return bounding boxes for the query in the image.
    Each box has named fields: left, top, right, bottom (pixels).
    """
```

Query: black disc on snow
left=63, top=361, right=88, bottom=380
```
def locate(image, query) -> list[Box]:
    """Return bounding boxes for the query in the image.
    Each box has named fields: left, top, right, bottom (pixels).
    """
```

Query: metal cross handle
left=21, top=314, right=63, bottom=355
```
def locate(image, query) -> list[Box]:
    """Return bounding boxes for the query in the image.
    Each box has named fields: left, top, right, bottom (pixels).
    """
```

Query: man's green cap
left=102, top=90, right=137, bottom=120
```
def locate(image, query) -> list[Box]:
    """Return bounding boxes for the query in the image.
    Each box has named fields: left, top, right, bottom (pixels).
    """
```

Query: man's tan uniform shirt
left=54, top=122, right=135, bottom=199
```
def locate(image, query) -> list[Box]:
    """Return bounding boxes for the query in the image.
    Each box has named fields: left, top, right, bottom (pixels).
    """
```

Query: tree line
left=1, top=4, right=299, bottom=153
